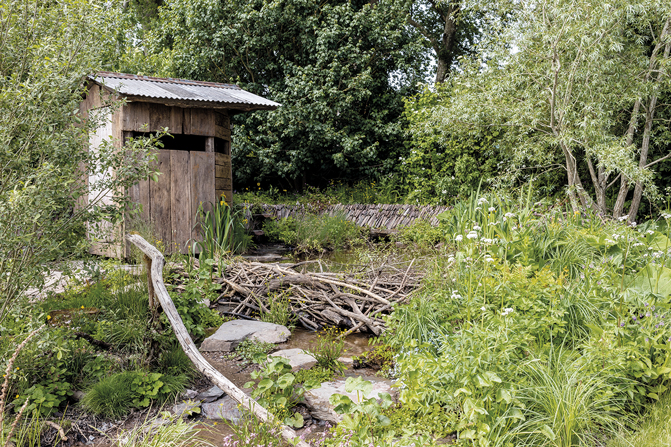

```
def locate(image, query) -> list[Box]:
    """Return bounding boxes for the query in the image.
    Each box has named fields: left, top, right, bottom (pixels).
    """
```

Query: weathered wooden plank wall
left=260, top=204, right=450, bottom=229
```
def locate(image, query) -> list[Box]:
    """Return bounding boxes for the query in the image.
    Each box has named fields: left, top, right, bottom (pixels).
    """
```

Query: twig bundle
left=168, top=258, right=423, bottom=335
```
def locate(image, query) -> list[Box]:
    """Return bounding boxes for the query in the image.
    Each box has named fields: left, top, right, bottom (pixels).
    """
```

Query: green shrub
left=244, top=357, right=309, bottom=428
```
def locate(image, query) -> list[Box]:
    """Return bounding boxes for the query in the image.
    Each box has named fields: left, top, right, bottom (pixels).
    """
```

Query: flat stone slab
left=304, top=377, right=395, bottom=423
left=270, top=348, right=317, bottom=372
left=200, top=320, right=290, bottom=352
left=202, top=396, right=241, bottom=422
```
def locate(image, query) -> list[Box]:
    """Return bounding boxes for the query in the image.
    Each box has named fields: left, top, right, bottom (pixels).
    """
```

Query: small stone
left=337, top=357, right=353, bottom=366
left=200, top=320, right=290, bottom=352
left=72, top=390, right=85, bottom=402
left=201, top=396, right=241, bottom=422
left=270, top=349, right=317, bottom=372
left=195, top=386, right=225, bottom=403
left=184, top=389, right=198, bottom=399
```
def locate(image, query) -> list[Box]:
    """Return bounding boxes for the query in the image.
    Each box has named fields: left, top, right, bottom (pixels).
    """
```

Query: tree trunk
left=613, top=98, right=642, bottom=218
left=627, top=34, right=670, bottom=222
left=435, top=4, right=458, bottom=83
left=615, top=17, right=670, bottom=220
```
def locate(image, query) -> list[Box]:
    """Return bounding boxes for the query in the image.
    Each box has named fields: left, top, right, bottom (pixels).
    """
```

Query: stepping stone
left=200, top=320, right=290, bottom=352
left=195, top=385, right=225, bottom=403
left=270, top=349, right=317, bottom=372
left=202, top=396, right=241, bottom=422
left=303, top=377, right=395, bottom=423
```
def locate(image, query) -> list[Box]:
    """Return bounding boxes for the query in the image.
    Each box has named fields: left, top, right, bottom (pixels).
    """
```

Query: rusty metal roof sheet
left=89, top=72, right=280, bottom=110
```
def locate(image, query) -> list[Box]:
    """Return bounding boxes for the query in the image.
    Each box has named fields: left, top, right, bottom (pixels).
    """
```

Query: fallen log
left=126, top=234, right=309, bottom=447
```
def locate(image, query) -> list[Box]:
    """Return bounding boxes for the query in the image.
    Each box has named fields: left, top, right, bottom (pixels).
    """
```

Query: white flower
left=442, top=190, right=447, bottom=194
left=473, top=225, right=481, bottom=231
left=646, top=230, right=655, bottom=235
left=455, top=235, right=463, bottom=242
left=504, top=212, right=515, bottom=218
left=618, top=216, right=628, bottom=222
left=485, top=257, right=495, bottom=262
left=481, top=306, right=486, bottom=311
left=501, top=308, right=514, bottom=317
left=477, top=197, right=488, bottom=205
left=488, top=207, right=495, bottom=212
left=662, top=212, right=671, bottom=220
left=466, top=231, right=478, bottom=239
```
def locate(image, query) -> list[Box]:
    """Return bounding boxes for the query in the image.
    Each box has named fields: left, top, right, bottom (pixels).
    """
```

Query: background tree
left=145, top=0, right=427, bottom=190
left=402, top=0, right=485, bottom=83
left=0, top=0, right=160, bottom=322
left=426, top=0, right=671, bottom=219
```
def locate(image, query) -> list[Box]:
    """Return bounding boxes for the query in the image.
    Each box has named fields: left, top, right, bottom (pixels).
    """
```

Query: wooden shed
left=80, top=72, right=280, bottom=258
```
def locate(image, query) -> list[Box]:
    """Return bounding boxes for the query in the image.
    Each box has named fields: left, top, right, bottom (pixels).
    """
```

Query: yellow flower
left=47, top=315, right=51, bottom=320
left=16, top=395, right=19, bottom=398
left=81, top=306, right=85, bottom=309
left=257, top=182, right=260, bottom=186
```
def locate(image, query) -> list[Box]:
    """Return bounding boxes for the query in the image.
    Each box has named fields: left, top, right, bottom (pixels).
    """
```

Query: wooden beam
left=124, top=234, right=308, bottom=447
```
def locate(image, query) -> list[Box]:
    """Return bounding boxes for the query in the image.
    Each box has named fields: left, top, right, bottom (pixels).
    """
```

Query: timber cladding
left=82, top=72, right=279, bottom=258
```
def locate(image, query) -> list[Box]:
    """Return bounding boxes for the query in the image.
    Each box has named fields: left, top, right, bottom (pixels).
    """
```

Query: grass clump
left=305, top=327, right=346, bottom=375
left=81, top=371, right=137, bottom=418
left=259, top=292, right=297, bottom=329
left=82, top=370, right=188, bottom=418
left=610, top=391, right=671, bottom=447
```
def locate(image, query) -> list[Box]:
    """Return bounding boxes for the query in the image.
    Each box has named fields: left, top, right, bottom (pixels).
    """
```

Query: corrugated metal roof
left=89, top=72, right=280, bottom=109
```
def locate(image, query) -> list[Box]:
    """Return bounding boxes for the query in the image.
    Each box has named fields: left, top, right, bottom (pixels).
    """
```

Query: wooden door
left=127, top=150, right=214, bottom=256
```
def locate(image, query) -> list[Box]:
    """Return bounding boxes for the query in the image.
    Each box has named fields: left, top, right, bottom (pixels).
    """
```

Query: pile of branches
left=169, top=259, right=422, bottom=335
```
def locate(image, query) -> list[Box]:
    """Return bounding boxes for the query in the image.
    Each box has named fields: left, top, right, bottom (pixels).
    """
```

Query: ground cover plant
left=378, top=189, right=671, bottom=445
left=0, top=259, right=213, bottom=429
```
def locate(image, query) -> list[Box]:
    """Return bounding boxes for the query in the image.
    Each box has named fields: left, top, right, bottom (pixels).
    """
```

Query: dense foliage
left=145, top=0, right=426, bottom=189
left=382, top=190, right=671, bottom=445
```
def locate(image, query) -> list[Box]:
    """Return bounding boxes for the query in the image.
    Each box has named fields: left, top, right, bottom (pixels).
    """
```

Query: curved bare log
left=125, top=234, right=308, bottom=447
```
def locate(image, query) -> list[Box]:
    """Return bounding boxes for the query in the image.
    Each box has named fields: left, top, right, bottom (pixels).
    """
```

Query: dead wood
left=126, top=234, right=309, bottom=447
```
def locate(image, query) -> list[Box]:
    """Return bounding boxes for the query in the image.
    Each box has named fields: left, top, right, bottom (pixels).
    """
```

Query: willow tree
left=431, top=0, right=671, bottom=219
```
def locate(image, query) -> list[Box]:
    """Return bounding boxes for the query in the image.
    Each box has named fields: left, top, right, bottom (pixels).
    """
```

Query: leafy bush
left=383, top=192, right=671, bottom=445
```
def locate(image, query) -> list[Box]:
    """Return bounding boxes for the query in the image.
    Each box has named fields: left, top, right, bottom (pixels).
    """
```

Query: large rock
left=270, top=349, right=317, bottom=372
left=303, top=378, right=395, bottom=423
left=200, top=320, right=290, bottom=352
left=201, top=396, right=241, bottom=422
